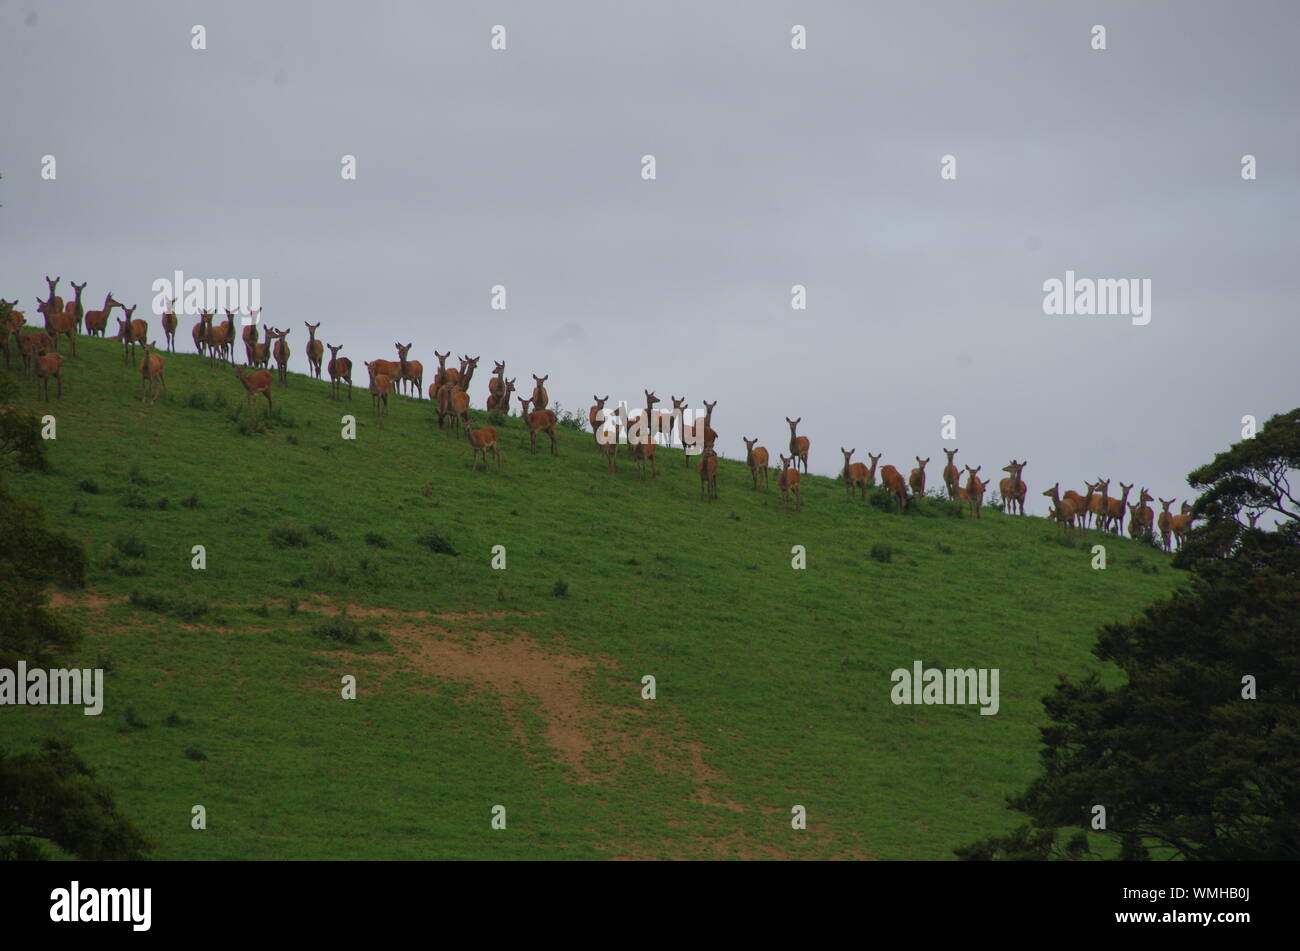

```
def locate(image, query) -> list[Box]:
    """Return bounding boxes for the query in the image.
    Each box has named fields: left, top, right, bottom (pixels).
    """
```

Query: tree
left=958, top=409, right=1300, bottom=861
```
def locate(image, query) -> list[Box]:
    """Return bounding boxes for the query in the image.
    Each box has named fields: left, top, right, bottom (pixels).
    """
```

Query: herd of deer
left=2, top=277, right=1197, bottom=546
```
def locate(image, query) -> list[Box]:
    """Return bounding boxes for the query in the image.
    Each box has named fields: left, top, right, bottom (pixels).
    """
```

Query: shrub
left=155, top=497, right=170, bottom=510
left=364, top=532, right=390, bottom=548
left=165, top=712, right=190, bottom=727
left=78, top=478, right=100, bottom=494
left=124, top=706, right=148, bottom=730
left=552, top=577, right=569, bottom=598
left=269, top=524, right=309, bottom=549
left=552, top=403, right=586, bottom=432
left=128, top=463, right=151, bottom=486
left=416, top=530, right=458, bottom=556
left=119, top=486, right=149, bottom=509
left=309, top=524, right=339, bottom=541
left=184, top=392, right=209, bottom=410
left=180, top=491, right=200, bottom=509
left=311, top=609, right=361, bottom=645
left=286, top=598, right=299, bottom=616
left=184, top=747, right=208, bottom=761
left=113, top=534, right=148, bottom=559
left=870, top=544, right=893, bottom=564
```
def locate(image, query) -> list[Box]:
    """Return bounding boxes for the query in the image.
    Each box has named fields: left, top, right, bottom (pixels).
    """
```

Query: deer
left=18, top=331, right=53, bottom=377
left=518, top=396, right=559, bottom=456
left=841, top=448, right=870, bottom=499
left=629, top=390, right=659, bottom=479
left=191, top=311, right=209, bottom=355
left=1083, top=479, right=1108, bottom=531
left=364, top=361, right=395, bottom=416
left=326, top=344, right=352, bottom=400
left=777, top=454, right=802, bottom=511
left=251, top=324, right=274, bottom=369
left=529, top=373, right=550, bottom=411
left=1042, top=483, right=1080, bottom=532
left=1126, top=501, right=1143, bottom=539
left=449, top=387, right=473, bottom=429
left=39, top=298, right=78, bottom=357
left=597, top=421, right=619, bottom=474
left=302, top=323, right=324, bottom=380
left=34, top=347, right=64, bottom=400
left=744, top=437, right=770, bottom=490
left=1104, top=482, right=1134, bottom=536
left=83, top=291, right=121, bottom=339
left=785, top=417, right=809, bottom=474
left=487, top=360, right=506, bottom=408
left=942, top=448, right=960, bottom=499
left=864, top=452, right=882, bottom=488
left=240, top=307, right=261, bottom=363
left=1181, top=500, right=1193, bottom=516
left=698, top=448, right=719, bottom=502
left=1170, top=507, right=1195, bottom=549
left=432, top=351, right=458, bottom=391
left=659, top=395, right=687, bottom=447
left=909, top=456, right=930, bottom=499
left=394, top=341, right=422, bottom=397
left=139, top=341, right=166, bottom=403
left=44, top=276, right=63, bottom=316
left=1156, top=498, right=1175, bottom=552
left=273, top=327, right=291, bottom=384
left=460, top=355, right=481, bottom=392
left=235, top=366, right=273, bottom=414
left=67, top=281, right=87, bottom=332
left=117, top=306, right=146, bottom=365
left=1132, top=488, right=1155, bottom=539
left=160, top=298, right=178, bottom=352
left=879, top=464, right=910, bottom=513
left=205, top=311, right=231, bottom=367
left=589, top=395, right=610, bottom=449
left=214, top=310, right=237, bottom=364
left=464, top=419, right=501, bottom=471
left=999, top=460, right=1027, bottom=515
left=962, top=465, right=986, bottom=519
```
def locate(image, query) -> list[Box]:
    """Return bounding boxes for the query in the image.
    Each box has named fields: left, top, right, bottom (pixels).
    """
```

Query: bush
left=552, top=402, right=586, bottom=432
left=113, top=534, right=147, bottom=559
left=154, top=497, right=170, bottom=511
left=364, top=532, right=390, bottom=548
left=416, top=530, right=458, bottom=556
left=164, top=712, right=190, bottom=727
left=184, top=747, right=208, bottom=761
left=128, top=463, right=151, bottom=486
left=868, top=488, right=896, bottom=513
left=119, top=486, right=149, bottom=510
left=309, top=524, right=339, bottom=541
left=124, top=707, right=148, bottom=730
left=870, top=544, right=893, bottom=564
left=552, top=577, right=569, bottom=598
left=268, top=524, right=309, bottom=549
left=180, top=491, right=199, bottom=509
left=184, top=392, right=209, bottom=410
left=78, top=478, right=100, bottom=494
left=311, top=609, right=362, bottom=645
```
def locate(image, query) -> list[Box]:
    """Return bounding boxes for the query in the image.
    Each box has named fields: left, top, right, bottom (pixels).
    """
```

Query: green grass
left=2, top=337, right=1186, bottom=859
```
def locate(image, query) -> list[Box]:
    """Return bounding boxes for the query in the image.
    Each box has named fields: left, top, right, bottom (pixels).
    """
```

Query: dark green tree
left=958, top=410, right=1300, bottom=860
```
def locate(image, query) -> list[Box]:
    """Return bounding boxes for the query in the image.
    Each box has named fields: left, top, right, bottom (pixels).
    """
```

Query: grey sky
left=3, top=1, right=1297, bottom=515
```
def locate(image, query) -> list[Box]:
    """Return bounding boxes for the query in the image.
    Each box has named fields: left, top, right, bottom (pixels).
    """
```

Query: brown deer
left=629, top=390, right=659, bottom=479
left=777, top=454, right=802, bottom=511
left=518, top=396, right=559, bottom=456
left=118, top=306, right=146, bottom=365
left=240, top=307, right=261, bottom=363
left=597, top=423, right=619, bottom=474
left=1133, top=488, right=1155, bottom=539
left=191, top=312, right=208, bottom=355
left=303, top=323, right=324, bottom=380
left=251, top=325, right=274, bottom=369
left=487, top=360, right=506, bottom=408
left=18, top=331, right=53, bottom=376
left=1170, top=507, right=1195, bottom=549
left=394, top=341, right=422, bottom=397
left=34, top=347, right=64, bottom=400
left=161, top=298, right=178, bottom=352
left=84, top=292, right=122, bottom=339
left=589, top=395, right=610, bottom=448
left=364, top=361, right=395, bottom=416
left=464, top=419, right=501, bottom=471
left=743, top=437, right=769, bottom=490
left=962, top=465, right=986, bottom=519
left=942, top=448, right=960, bottom=499
left=659, top=395, right=687, bottom=446
left=1042, top=483, right=1080, bottom=532
left=1104, top=482, right=1134, bottom=536
left=999, top=460, right=1027, bottom=515
left=864, top=452, right=882, bottom=487
left=909, top=456, right=930, bottom=499
left=432, top=351, right=458, bottom=390
left=139, top=341, right=166, bottom=403
left=39, top=298, right=78, bottom=357
left=1156, top=497, right=1175, bottom=551
left=529, top=373, right=549, bottom=411
left=211, top=310, right=236, bottom=365
left=67, top=281, right=87, bottom=331
left=326, top=344, right=352, bottom=400
left=785, top=417, right=809, bottom=474
left=698, top=448, right=719, bottom=502
left=235, top=366, right=273, bottom=414
left=841, top=447, right=870, bottom=499
left=879, top=464, right=910, bottom=513
left=273, top=327, right=291, bottom=384
left=44, top=276, right=63, bottom=315
left=460, top=355, right=481, bottom=392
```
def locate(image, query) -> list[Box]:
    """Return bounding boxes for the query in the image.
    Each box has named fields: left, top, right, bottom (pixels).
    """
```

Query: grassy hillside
left=2, top=336, right=1186, bottom=859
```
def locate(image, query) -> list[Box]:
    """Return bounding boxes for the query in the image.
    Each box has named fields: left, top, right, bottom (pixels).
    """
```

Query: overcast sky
left=3, top=1, right=1297, bottom=514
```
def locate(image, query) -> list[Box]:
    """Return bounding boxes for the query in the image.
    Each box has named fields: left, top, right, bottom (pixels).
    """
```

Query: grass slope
left=2, top=337, right=1185, bottom=859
